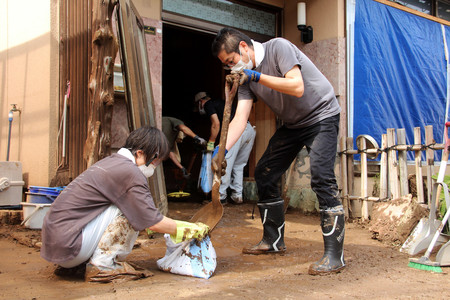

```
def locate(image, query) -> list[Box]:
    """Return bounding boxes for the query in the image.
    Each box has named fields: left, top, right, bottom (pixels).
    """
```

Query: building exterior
left=2, top=0, right=447, bottom=211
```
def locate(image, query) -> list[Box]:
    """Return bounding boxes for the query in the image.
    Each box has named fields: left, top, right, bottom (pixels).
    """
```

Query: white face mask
left=198, top=102, right=206, bottom=115
left=231, top=47, right=253, bottom=73
left=138, top=164, right=156, bottom=178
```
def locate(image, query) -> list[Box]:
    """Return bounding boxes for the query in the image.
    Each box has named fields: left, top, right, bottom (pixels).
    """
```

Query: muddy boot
left=242, top=199, right=286, bottom=254
left=308, top=205, right=345, bottom=275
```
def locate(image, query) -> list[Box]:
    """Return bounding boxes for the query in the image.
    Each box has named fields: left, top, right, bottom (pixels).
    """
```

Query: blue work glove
left=212, top=146, right=227, bottom=176
left=212, top=145, right=228, bottom=158
left=240, top=69, right=261, bottom=85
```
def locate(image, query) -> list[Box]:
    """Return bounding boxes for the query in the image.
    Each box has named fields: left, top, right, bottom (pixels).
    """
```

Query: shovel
left=401, top=122, right=450, bottom=255
left=191, top=73, right=240, bottom=230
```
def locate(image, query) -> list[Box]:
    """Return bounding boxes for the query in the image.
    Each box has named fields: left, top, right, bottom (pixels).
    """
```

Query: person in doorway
left=41, top=126, right=210, bottom=282
left=211, top=28, right=344, bottom=275
left=162, top=116, right=207, bottom=179
left=194, top=91, right=255, bottom=204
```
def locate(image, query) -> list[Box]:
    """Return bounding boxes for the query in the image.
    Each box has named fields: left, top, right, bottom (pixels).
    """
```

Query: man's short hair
left=211, top=27, right=253, bottom=57
left=123, top=125, right=169, bottom=162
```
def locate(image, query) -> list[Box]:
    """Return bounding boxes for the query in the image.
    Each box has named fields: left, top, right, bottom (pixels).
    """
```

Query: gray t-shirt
left=238, top=38, right=340, bottom=128
left=40, top=153, right=163, bottom=263
left=162, top=116, right=184, bottom=149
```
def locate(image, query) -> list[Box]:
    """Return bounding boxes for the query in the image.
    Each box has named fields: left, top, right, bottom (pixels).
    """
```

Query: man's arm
left=225, top=98, right=253, bottom=150
left=148, top=216, right=177, bottom=235
left=245, top=65, right=304, bottom=97
left=209, top=114, right=220, bottom=143
left=177, top=123, right=197, bottom=139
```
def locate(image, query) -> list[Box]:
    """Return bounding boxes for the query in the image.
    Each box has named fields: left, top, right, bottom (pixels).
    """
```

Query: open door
left=116, top=0, right=168, bottom=215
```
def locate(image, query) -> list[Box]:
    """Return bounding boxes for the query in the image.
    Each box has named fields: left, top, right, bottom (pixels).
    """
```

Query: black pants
left=255, top=114, right=341, bottom=209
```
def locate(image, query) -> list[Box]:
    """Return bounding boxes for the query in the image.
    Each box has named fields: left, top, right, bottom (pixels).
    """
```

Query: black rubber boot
left=308, top=205, right=346, bottom=275
left=242, top=199, right=286, bottom=254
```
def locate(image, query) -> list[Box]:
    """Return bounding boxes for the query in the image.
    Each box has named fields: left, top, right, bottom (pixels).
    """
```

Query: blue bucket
left=28, top=186, right=65, bottom=197
left=26, top=192, right=56, bottom=204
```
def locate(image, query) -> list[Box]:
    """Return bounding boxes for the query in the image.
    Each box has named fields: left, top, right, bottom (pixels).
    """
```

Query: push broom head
left=408, top=257, right=443, bottom=273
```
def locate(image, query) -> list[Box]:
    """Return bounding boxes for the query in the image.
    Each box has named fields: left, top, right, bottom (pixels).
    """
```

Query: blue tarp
left=353, top=0, right=449, bottom=160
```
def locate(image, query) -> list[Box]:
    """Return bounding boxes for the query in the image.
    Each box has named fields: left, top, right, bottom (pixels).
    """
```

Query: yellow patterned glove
left=170, top=221, right=210, bottom=244
left=207, top=141, right=215, bottom=152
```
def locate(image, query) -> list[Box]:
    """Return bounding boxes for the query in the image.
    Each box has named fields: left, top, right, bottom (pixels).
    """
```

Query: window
left=390, top=0, right=450, bottom=21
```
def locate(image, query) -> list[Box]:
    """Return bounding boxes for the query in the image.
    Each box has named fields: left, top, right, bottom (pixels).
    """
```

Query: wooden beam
left=374, top=0, right=450, bottom=26
left=426, top=125, right=435, bottom=203
left=380, top=134, right=388, bottom=201
left=397, top=128, right=409, bottom=196
left=414, top=127, right=424, bottom=204
left=360, top=138, right=369, bottom=220
left=387, top=128, right=399, bottom=199
left=84, top=0, right=118, bottom=167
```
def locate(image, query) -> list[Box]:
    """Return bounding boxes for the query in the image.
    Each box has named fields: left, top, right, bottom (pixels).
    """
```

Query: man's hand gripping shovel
left=191, top=73, right=241, bottom=231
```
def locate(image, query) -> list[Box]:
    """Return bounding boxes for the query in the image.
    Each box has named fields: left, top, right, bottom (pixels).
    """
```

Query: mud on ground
left=0, top=200, right=448, bottom=300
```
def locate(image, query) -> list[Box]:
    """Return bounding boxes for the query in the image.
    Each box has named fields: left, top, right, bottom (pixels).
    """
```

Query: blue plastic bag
left=198, top=152, right=213, bottom=194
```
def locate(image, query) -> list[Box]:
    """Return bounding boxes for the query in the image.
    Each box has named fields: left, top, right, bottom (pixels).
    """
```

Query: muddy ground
left=0, top=199, right=448, bottom=300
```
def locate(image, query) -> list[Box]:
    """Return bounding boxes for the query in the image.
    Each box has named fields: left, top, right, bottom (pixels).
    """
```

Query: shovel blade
left=400, top=218, right=447, bottom=255
left=190, top=201, right=224, bottom=230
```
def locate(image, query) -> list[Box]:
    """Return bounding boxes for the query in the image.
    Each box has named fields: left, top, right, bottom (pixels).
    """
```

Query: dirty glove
left=181, top=167, right=191, bottom=179
left=239, top=69, right=260, bottom=85
left=170, top=220, right=210, bottom=244
left=194, top=135, right=207, bottom=147
left=212, top=146, right=227, bottom=177
left=207, top=141, right=215, bottom=152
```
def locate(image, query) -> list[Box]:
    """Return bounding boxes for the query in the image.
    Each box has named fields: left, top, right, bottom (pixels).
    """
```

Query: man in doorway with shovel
left=211, top=28, right=344, bottom=275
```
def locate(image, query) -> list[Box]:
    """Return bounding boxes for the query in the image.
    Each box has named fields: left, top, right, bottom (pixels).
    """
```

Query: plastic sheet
left=198, top=152, right=213, bottom=194
left=353, top=0, right=449, bottom=160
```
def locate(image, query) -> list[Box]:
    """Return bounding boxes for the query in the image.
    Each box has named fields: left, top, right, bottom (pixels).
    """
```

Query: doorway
left=161, top=24, right=224, bottom=195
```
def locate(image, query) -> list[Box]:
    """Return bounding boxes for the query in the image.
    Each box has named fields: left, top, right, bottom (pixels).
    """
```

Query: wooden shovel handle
left=210, top=74, right=240, bottom=207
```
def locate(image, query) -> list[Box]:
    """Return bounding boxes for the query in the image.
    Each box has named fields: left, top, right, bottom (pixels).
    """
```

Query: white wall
left=0, top=0, right=59, bottom=186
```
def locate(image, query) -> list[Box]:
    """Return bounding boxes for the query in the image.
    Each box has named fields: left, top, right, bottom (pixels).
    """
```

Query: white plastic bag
left=156, top=234, right=217, bottom=279
left=198, top=151, right=213, bottom=194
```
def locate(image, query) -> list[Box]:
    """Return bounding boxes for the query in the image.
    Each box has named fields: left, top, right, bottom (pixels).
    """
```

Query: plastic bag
left=198, top=151, right=213, bottom=194
left=156, top=234, right=217, bottom=279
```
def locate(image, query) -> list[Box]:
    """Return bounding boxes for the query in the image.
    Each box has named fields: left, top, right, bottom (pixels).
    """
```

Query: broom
left=408, top=186, right=450, bottom=272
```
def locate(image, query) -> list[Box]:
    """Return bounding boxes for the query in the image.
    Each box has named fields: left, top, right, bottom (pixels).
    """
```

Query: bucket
left=26, top=192, right=56, bottom=204
left=28, top=186, right=64, bottom=197
left=21, top=202, right=51, bottom=229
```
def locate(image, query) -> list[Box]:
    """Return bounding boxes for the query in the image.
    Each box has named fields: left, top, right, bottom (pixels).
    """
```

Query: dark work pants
left=255, top=114, right=341, bottom=209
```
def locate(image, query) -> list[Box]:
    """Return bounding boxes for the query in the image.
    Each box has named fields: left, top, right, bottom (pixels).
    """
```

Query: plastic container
left=26, top=192, right=56, bottom=204
left=21, top=202, right=51, bottom=229
left=28, top=186, right=64, bottom=197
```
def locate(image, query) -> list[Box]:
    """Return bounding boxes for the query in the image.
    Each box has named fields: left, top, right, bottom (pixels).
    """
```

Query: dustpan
left=401, top=122, right=450, bottom=255
left=167, top=150, right=199, bottom=199
left=408, top=180, right=450, bottom=271
left=190, top=74, right=240, bottom=231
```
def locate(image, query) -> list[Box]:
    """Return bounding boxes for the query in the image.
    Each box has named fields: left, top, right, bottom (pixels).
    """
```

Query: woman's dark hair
left=123, top=125, right=169, bottom=163
left=211, top=27, right=253, bottom=57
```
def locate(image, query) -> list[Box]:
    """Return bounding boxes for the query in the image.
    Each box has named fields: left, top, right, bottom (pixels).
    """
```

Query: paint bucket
left=20, top=202, right=51, bottom=229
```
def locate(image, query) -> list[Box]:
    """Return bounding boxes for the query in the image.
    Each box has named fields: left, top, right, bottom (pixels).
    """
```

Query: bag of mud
left=198, top=152, right=213, bottom=194
left=157, top=234, right=216, bottom=279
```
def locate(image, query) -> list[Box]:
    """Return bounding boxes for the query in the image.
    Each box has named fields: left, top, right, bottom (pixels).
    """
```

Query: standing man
left=211, top=28, right=344, bottom=275
left=162, top=116, right=206, bottom=179
left=194, top=91, right=255, bottom=204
